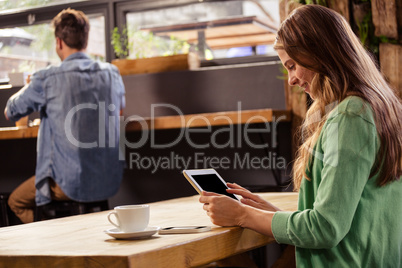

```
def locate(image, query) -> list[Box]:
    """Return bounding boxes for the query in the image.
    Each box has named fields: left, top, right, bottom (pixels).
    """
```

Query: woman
left=199, top=5, right=401, bottom=267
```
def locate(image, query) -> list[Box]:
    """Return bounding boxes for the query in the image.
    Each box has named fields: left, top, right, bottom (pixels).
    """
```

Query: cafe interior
left=0, top=0, right=400, bottom=267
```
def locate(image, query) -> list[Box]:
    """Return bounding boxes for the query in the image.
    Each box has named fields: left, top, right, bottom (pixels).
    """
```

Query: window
left=0, top=13, right=106, bottom=81
left=0, top=23, right=58, bottom=80
left=0, top=0, right=281, bottom=69
left=86, top=14, right=106, bottom=61
left=0, top=0, right=79, bottom=12
left=125, top=0, right=279, bottom=60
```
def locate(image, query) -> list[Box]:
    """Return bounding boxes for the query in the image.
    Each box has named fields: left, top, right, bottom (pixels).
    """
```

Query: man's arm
left=5, top=75, right=45, bottom=121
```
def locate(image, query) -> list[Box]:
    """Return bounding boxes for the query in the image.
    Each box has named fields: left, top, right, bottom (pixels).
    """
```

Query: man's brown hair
left=52, top=8, right=89, bottom=50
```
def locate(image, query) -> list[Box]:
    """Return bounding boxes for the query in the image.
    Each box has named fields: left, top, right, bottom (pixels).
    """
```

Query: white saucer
left=104, top=226, right=160, bottom=240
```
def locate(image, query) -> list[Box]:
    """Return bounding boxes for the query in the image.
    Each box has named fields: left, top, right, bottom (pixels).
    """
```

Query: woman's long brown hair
left=275, top=5, right=402, bottom=190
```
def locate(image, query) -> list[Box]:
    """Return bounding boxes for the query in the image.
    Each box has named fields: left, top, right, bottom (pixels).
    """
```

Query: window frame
left=0, top=0, right=277, bottom=63
left=0, top=0, right=113, bottom=61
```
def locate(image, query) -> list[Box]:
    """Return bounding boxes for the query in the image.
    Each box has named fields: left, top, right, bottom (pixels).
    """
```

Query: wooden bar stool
left=0, top=193, right=10, bottom=227
left=34, top=200, right=109, bottom=221
left=0, top=193, right=22, bottom=226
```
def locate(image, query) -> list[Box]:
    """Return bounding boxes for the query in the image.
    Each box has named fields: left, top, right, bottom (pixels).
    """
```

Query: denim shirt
left=6, top=52, right=126, bottom=205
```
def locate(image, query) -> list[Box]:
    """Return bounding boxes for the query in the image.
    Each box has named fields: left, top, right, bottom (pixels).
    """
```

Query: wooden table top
left=0, top=109, right=291, bottom=140
left=0, top=192, right=298, bottom=268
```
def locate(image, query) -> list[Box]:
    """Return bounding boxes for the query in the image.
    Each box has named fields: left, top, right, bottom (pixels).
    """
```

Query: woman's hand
left=199, top=191, right=247, bottom=227
left=226, top=183, right=281, bottom=212
left=199, top=190, right=276, bottom=237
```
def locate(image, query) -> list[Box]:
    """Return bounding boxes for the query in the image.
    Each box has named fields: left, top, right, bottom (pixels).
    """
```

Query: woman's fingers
left=202, top=191, right=220, bottom=196
left=227, top=183, right=261, bottom=201
left=227, top=188, right=260, bottom=201
left=199, top=191, right=220, bottom=205
left=227, top=182, right=249, bottom=191
left=240, top=197, right=260, bottom=207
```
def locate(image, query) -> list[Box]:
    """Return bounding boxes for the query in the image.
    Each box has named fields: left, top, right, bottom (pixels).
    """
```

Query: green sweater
left=272, top=96, right=402, bottom=267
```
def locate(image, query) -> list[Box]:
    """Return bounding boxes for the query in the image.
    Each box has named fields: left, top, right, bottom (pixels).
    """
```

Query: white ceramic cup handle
left=107, top=211, right=120, bottom=229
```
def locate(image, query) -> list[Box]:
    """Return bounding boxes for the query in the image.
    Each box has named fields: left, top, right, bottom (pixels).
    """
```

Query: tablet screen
left=192, top=174, right=237, bottom=200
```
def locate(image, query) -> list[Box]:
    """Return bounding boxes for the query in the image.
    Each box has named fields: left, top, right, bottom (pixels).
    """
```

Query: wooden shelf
left=126, top=109, right=291, bottom=131
left=0, top=109, right=291, bottom=140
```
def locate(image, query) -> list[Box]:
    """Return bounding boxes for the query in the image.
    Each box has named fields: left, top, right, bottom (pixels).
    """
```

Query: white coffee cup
left=107, top=205, right=149, bottom=233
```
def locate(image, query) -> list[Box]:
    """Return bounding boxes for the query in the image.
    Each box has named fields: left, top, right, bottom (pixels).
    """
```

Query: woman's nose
left=288, top=74, right=298, bottom=86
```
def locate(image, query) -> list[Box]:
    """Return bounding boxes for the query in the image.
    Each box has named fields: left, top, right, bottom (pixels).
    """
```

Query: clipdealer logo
left=64, top=102, right=289, bottom=171
left=128, top=151, right=286, bottom=173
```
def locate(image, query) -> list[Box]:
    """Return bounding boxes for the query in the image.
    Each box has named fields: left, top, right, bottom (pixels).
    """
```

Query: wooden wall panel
left=372, top=0, right=399, bottom=39
left=398, top=0, right=402, bottom=39
left=328, top=0, right=351, bottom=22
left=380, top=43, right=402, bottom=98
left=279, top=0, right=301, bottom=22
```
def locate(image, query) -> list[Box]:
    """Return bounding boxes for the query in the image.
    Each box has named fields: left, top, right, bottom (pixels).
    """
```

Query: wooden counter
left=126, top=108, right=291, bottom=131
left=0, top=192, right=298, bottom=268
left=0, top=125, right=39, bottom=140
left=0, top=109, right=291, bottom=140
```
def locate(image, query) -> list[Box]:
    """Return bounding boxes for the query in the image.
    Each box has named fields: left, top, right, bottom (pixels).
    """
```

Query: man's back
left=5, top=8, right=125, bottom=224
left=6, top=52, right=125, bottom=205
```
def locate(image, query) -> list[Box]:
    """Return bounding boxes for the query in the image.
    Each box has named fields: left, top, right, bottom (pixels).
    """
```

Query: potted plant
left=111, top=26, right=131, bottom=59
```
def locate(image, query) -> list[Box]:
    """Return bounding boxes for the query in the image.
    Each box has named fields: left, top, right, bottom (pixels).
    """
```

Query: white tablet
left=183, top=169, right=240, bottom=200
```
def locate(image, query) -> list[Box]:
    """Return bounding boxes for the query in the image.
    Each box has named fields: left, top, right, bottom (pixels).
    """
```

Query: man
left=4, top=8, right=125, bottom=223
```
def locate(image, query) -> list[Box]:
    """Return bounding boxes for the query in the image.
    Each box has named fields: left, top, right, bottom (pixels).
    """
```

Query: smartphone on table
left=159, top=226, right=211, bottom=234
